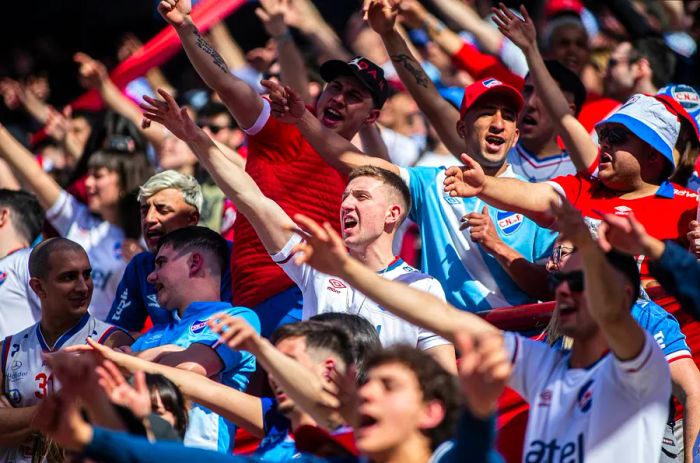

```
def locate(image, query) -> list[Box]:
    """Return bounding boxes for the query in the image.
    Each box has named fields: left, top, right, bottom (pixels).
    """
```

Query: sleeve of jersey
left=45, top=189, right=86, bottom=236
left=85, top=427, right=241, bottom=463
left=450, top=41, right=524, bottom=90
left=243, top=99, right=301, bottom=162
left=271, top=233, right=312, bottom=290
left=415, top=278, right=453, bottom=351
left=504, top=332, right=557, bottom=403
left=649, top=241, right=700, bottom=320
left=545, top=174, right=585, bottom=205
left=208, top=308, right=261, bottom=372
left=105, top=259, right=147, bottom=331
left=650, top=311, right=692, bottom=363
left=399, top=167, right=433, bottom=223
left=611, top=331, right=671, bottom=399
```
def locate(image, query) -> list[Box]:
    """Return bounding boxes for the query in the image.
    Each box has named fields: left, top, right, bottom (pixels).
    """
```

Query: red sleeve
left=247, top=115, right=304, bottom=163
left=451, top=42, right=524, bottom=90
left=547, top=174, right=588, bottom=206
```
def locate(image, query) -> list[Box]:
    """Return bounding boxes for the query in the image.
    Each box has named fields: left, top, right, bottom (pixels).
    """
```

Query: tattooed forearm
left=193, top=28, right=229, bottom=74
left=390, top=54, right=430, bottom=88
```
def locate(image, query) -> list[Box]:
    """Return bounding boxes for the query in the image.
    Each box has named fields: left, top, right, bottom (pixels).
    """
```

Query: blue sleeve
left=106, top=257, right=148, bottom=332
left=531, top=224, right=558, bottom=264
left=85, top=427, right=251, bottom=463
left=649, top=241, right=700, bottom=320
left=213, top=309, right=261, bottom=371
left=435, top=410, right=503, bottom=463
left=404, top=167, right=440, bottom=223
left=220, top=240, right=233, bottom=303
left=647, top=305, right=691, bottom=358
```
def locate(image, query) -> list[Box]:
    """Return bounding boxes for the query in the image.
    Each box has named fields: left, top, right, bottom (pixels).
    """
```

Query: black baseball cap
left=320, top=56, right=389, bottom=109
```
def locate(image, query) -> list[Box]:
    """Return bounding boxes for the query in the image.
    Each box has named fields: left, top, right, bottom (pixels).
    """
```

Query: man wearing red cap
left=157, top=0, right=390, bottom=336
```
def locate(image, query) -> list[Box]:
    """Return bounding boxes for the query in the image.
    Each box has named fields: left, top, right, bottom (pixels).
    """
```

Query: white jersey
left=274, top=234, right=450, bottom=351
left=1, top=314, right=122, bottom=463
left=506, top=331, right=670, bottom=462
left=46, top=191, right=127, bottom=320
left=507, top=143, right=577, bottom=183
left=0, top=248, right=40, bottom=339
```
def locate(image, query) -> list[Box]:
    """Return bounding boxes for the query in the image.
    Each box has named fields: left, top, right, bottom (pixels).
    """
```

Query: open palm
left=491, top=3, right=536, bottom=52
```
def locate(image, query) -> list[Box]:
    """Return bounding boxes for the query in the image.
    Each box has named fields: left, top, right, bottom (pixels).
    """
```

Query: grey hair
left=138, top=170, right=204, bottom=212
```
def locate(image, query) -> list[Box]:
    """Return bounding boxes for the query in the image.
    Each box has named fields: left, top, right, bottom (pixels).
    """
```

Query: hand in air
left=443, top=153, right=487, bottom=198
left=140, top=88, right=200, bottom=140
left=491, top=3, right=537, bottom=53
left=262, top=79, right=306, bottom=123
left=286, top=213, right=349, bottom=277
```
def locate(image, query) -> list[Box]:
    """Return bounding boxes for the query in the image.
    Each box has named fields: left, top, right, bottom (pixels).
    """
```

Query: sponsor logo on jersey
left=674, top=189, right=699, bottom=199
left=11, top=360, right=22, bottom=371
left=525, top=433, right=584, bottom=462
left=190, top=319, right=210, bottom=335
left=402, top=265, right=417, bottom=273
left=577, top=379, right=594, bottom=413
left=613, top=205, right=633, bottom=216
left=496, top=211, right=523, bottom=235
left=442, top=193, right=460, bottom=205
left=147, top=294, right=160, bottom=308
left=654, top=331, right=666, bottom=349
left=0, top=271, right=7, bottom=287
left=111, top=289, right=132, bottom=321
left=7, top=371, right=27, bottom=382
left=538, top=389, right=552, bottom=407
left=7, top=388, right=21, bottom=406
left=327, top=279, right=347, bottom=294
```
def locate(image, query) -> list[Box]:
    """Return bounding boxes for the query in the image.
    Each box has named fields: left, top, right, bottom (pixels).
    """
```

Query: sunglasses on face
left=551, top=245, right=575, bottom=266
left=198, top=123, right=229, bottom=135
left=597, top=126, right=630, bottom=146
left=548, top=270, right=585, bottom=293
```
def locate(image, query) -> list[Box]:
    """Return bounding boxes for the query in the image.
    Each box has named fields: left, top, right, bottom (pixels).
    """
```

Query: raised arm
left=84, top=338, right=265, bottom=437
left=159, top=0, right=264, bottom=130
left=74, top=52, right=167, bottom=151
left=290, top=214, right=500, bottom=342
left=431, top=0, right=503, bottom=55
left=367, top=0, right=464, bottom=156
left=444, top=153, right=560, bottom=227
left=552, top=199, right=645, bottom=361
left=0, top=123, right=62, bottom=210
left=493, top=4, right=598, bottom=172
left=208, top=315, right=345, bottom=430
left=140, top=89, right=294, bottom=254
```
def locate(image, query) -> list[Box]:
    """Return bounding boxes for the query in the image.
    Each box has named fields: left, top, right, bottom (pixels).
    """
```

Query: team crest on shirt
left=496, top=211, right=523, bottom=235
left=577, top=379, right=594, bottom=413
left=190, top=319, right=210, bottom=334
left=0, top=271, right=6, bottom=287
left=327, top=279, right=347, bottom=294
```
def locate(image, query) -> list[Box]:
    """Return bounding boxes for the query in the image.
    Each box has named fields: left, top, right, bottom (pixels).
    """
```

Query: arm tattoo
left=390, top=54, right=429, bottom=88
left=193, top=28, right=229, bottom=74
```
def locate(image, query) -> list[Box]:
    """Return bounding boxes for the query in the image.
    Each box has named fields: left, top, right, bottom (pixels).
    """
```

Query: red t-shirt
left=234, top=104, right=346, bottom=307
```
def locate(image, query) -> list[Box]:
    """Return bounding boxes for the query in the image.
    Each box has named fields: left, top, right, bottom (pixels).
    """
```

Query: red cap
left=294, top=425, right=358, bottom=457
left=459, top=78, right=524, bottom=119
left=545, top=0, right=584, bottom=17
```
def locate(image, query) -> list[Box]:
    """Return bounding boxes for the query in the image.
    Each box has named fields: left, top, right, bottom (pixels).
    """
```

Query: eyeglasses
left=551, top=245, right=575, bottom=266
left=198, top=123, right=230, bottom=135
left=548, top=270, right=585, bottom=293
left=597, top=126, right=630, bottom=146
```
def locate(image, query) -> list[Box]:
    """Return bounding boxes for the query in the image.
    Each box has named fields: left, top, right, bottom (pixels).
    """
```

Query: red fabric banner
left=72, top=0, right=246, bottom=110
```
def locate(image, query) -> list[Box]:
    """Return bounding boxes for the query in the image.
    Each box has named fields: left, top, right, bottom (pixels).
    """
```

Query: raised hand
left=140, top=88, right=200, bottom=140
left=261, top=79, right=306, bottom=123
left=208, top=314, right=264, bottom=354
left=461, top=206, right=504, bottom=253
left=74, top=53, right=108, bottom=89
left=397, top=0, right=430, bottom=29
left=443, top=153, right=486, bottom=198
left=287, top=213, right=349, bottom=276
left=491, top=3, right=536, bottom=52
left=548, top=194, right=594, bottom=249
left=328, top=364, right=359, bottom=427
left=44, top=106, right=71, bottom=142
left=596, top=211, right=656, bottom=256
left=95, top=361, right=152, bottom=420
left=256, top=0, right=292, bottom=38
left=158, top=0, right=192, bottom=27
left=366, top=0, right=399, bottom=36
left=457, top=332, right=511, bottom=419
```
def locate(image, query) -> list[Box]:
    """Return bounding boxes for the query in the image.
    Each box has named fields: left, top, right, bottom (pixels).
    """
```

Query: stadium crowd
left=1, top=0, right=700, bottom=461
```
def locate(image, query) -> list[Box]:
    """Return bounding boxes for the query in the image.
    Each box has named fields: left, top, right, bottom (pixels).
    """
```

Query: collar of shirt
left=172, top=301, right=231, bottom=322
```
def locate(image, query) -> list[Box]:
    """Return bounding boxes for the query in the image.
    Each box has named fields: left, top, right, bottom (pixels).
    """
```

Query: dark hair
left=271, top=320, right=355, bottom=367
left=604, top=250, right=640, bottom=306
left=630, top=37, right=676, bottom=89
left=146, top=373, right=189, bottom=440
left=310, top=313, right=381, bottom=384
left=0, top=189, right=43, bottom=244
left=197, top=102, right=238, bottom=129
left=535, top=60, right=587, bottom=116
left=29, top=237, right=86, bottom=279
left=87, top=150, right=154, bottom=239
left=348, top=166, right=412, bottom=222
left=364, top=345, right=460, bottom=451
left=156, top=226, right=230, bottom=275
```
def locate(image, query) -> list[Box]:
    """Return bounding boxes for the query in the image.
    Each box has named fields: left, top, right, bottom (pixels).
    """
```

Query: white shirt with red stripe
left=506, top=331, right=670, bottom=462
left=1, top=313, right=123, bottom=463
left=274, top=234, right=450, bottom=351
left=507, top=143, right=577, bottom=183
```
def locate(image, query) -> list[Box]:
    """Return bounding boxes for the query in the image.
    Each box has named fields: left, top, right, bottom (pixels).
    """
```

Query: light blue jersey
left=132, top=301, right=259, bottom=453
left=633, top=298, right=691, bottom=362
left=399, top=165, right=557, bottom=312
